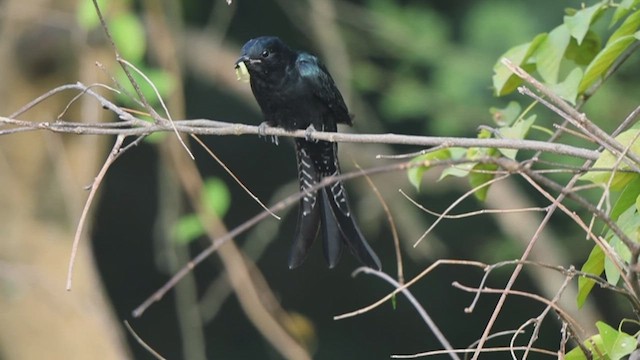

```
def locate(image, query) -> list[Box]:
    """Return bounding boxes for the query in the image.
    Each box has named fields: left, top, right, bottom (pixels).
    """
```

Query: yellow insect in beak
left=235, top=61, right=250, bottom=83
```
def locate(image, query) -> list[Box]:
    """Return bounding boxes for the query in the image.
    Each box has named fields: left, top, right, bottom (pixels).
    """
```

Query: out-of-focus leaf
left=380, top=77, right=430, bottom=119
left=490, top=101, right=521, bottom=126
left=577, top=245, right=604, bottom=308
left=535, top=24, right=571, bottom=84
left=564, top=2, right=606, bottom=44
left=202, top=177, right=231, bottom=217
left=492, top=33, right=546, bottom=95
left=352, top=61, right=383, bottom=92
left=110, top=13, right=146, bottom=62
left=579, top=33, right=640, bottom=93
left=174, top=214, right=204, bottom=245
left=77, top=0, right=107, bottom=30
left=116, top=67, right=174, bottom=106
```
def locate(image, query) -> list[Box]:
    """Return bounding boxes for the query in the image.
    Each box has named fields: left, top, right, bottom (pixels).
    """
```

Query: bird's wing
left=296, top=53, right=352, bottom=125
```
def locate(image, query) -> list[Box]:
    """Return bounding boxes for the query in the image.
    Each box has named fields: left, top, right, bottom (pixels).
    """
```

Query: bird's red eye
left=261, top=50, right=270, bottom=58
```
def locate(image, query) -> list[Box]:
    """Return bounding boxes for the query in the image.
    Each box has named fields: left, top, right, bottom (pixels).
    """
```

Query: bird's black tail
left=288, top=139, right=381, bottom=270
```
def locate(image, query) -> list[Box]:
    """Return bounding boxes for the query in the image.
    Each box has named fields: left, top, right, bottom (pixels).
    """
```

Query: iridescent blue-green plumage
left=236, top=36, right=381, bottom=270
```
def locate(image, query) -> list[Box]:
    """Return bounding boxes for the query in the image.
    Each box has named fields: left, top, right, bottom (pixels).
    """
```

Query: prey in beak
left=234, top=56, right=251, bottom=83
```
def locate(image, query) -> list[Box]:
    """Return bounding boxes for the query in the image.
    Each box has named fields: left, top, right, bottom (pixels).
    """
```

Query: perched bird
left=235, top=36, right=381, bottom=270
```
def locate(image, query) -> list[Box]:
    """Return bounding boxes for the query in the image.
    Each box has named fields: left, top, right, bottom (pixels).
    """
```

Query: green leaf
left=609, top=9, right=640, bottom=45
left=604, top=236, right=624, bottom=286
left=408, top=149, right=452, bottom=190
left=564, top=334, right=605, bottom=360
left=535, top=24, right=571, bottom=84
left=381, top=77, right=430, bottom=119
left=611, top=176, right=640, bottom=221
left=492, top=34, right=547, bottom=95
left=143, top=132, right=168, bottom=144
left=468, top=163, right=498, bottom=201
left=579, top=129, right=640, bottom=190
left=611, top=0, right=640, bottom=27
left=577, top=245, right=604, bottom=308
left=497, top=115, right=536, bottom=159
left=579, top=33, right=639, bottom=93
left=565, top=30, right=601, bottom=66
left=597, top=321, right=636, bottom=360
left=604, top=206, right=640, bottom=286
left=440, top=164, right=474, bottom=180
left=109, top=13, right=146, bottom=62
left=547, top=68, right=583, bottom=105
left=174, top=214, right=204, bottom=245
left=202, top=177, right=231, bottom=217
left=564, top=2, right=605, bottom=45
left=489, top=101, right=521, bottom=126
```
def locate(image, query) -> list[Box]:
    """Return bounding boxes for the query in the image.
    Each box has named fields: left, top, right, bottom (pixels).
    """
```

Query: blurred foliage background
left=1, top=0, right=639, bottom=359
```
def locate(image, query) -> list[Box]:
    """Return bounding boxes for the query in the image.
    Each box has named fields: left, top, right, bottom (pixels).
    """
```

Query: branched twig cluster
left=5, top=0, right=640, bottom=359
left=4, top=46, right=640, bottom=360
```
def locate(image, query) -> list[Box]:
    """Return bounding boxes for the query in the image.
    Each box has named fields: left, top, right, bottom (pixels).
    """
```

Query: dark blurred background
left=1, top=0, right=638, bottom=359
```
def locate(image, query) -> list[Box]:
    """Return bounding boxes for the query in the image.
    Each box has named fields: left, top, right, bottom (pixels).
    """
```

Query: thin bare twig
left=350, top=267, right=460, bottom=360
left=399, top=189, right=549, bottom=220
left=124, top=321, right=167, bottom=360
left=190, top=134, right=280, bottom=219
left=66, top=135, right=125, bottom=290
left=355, top=162, right=404, bottom=284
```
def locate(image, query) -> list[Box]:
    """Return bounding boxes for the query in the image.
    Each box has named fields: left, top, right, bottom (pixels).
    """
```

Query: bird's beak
left=235, top=55, right=249, bottom=68
left=235, top=55, right=251, bottom=83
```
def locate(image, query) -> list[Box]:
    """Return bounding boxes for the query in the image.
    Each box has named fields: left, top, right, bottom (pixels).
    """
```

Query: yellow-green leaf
left=564, top=2, right=605, bottom=45
left=564, top=334, right=605, bottom=360
left=597, top=321, right=636, bottom=360
left=580, top=129, right=640, bottom=190
left=468, top=163, right=497, bottom=201
left=489, top=101, right=521, bottom=126
left=497, top=115, right=536, bottom=159
left=577, top=245, right=604, bottom=308
left=535, top=24, right=571, bottom=84
left=492, top=34, right=547, bottom=96
left=609, top=9, right=640, bottom=45
left=579, top=33, right=639, bottom=93
left=408, top=149, right=452, bottom=190
left=547, top=67, right=583, bottom=105
left=611, top=176, right=640, bottom=221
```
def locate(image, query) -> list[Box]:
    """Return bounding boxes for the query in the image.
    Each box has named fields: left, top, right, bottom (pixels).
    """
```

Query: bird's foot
left=304, top=124, right=318, bottom=142
left=258, top=121, right=279, bottom=145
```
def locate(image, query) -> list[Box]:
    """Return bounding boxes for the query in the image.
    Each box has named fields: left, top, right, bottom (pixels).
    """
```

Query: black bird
left=235, top=36, right=381, bottom=270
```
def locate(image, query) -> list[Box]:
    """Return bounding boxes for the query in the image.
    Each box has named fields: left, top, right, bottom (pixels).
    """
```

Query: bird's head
left=235, top=36, right=296, bottom=80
